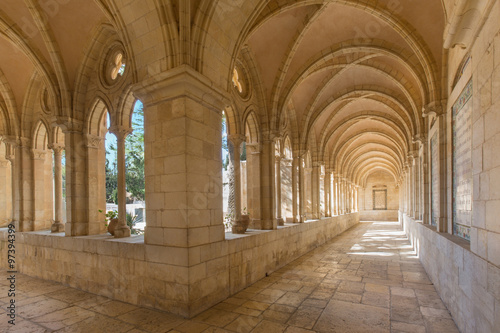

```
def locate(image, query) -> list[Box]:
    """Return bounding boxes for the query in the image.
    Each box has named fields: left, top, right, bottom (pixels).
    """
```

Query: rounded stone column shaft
left=49, top=144, right=65, bottom=232
left=228, top=135, right=244, bottom=221
left=292, top=156, right=299, bottom=222
left=275, top=156, right=282, bottom=219
left=109, top=126, right=132, bottom=238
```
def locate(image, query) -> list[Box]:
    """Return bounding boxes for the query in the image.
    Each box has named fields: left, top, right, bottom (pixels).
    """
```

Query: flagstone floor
left=0, top=221, right=459, bottom=332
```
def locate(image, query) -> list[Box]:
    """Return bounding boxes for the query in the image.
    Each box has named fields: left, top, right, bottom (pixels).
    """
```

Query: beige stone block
left=209, top=225, right=224, bottom=243
left=479, top=172, right=490, bottom=200
left=161, top=210, right=188, bottom=228
left=477, top=228, right=489, bottom=260
left=484, top=104, right=500, bottom=141
left=163, top=155, right=187, bottom=174
left=472, top=200, right=486, bottom=228
left=487, top=231, right=500, bottom=266
left=189, top=262, right=207, bottom=284
left=483, top=132, right=500, bottom=170
left=145, top=245, right=189, bottom=266
left=188, top=227, right=210, bottom=246
left=489, top=166, right=500, bottom=200
left=186, top=209, right=211, bottom=228
left=164, top=192, right=187, bottom=210
left=472, top=116, right=485, bottom=148
left=485, top=200, right=500, bottom=233
left=486, top=263, right=500, bottom=300
left=164, top=228, right=188, bottom=247
left=161, top=174, right=187, bottom=192
left=145, top=227, right=164, bottom=245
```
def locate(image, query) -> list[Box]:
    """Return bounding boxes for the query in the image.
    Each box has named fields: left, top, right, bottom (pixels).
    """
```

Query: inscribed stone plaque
left=452, top=80, right=472, bottom=240
left=430, top=133, right=439, bottom=227
left=373, top=190, right=387, bottom=210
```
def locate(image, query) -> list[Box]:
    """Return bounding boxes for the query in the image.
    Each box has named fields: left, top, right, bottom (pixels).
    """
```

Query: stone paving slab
left=0, top=222, right=459, bottom=332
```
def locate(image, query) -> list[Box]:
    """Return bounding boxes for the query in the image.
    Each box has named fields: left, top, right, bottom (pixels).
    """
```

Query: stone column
left=16, top=139, right=34, bottom=231
left=304, top=166, right=312, bottom=219
left=275, top=155, right=284, bottom=225
left=49, top=144, right=65, bottom=232
left=228, top=135, right=245, bottom=223
left=4, top=144, right=17, bottom=226
left=334, top=174, right=339, bottom=215
left=0, top=157, right=11, bottom=226
left=247, top=143, right=261, bottom=224
left=282, top=158, right=293, bottom=221
left=311, top=163, right=320, bottom=219
left=292, top=155, right=299, bottom=222
left=109, top=126, right=132, bottom=238
left=258, top=138, right=277, bottom=229
left=324, top=170, right=331, bottom=217
left=299, top=155, right=305, bottom=222
left=32, top=149, right=50, bottom=230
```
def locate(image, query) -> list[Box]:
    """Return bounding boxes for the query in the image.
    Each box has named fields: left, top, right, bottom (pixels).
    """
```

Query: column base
left=277, top=218, right=284, bottom=226
left=51, top=222, right=65, bottom=233
left=114, top=226, right=131, bottom=238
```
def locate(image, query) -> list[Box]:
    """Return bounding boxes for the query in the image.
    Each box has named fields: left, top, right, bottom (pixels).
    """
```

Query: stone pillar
left=50, top=144, right=65, bottom=232
left=292, top=155, right=299, bottom=222
left=228, top=135, right=245, bottom=223
left=275, top=155, right=284, bottom=225
left=134, top=66, right=228, bottom=246
left=4, top=143, right=17, bottom=226
left=324, top=170, right=331, bottom=217
left=258, top=138, right=277, bottom=229
left=311, top=163, right=320, bottom=219
left=109, top=126, right=132, bottom=238
left=282, top=158, right=293, bottom=221
left=334, top=174, right=339, bottom=215
left=15, top=139, right=34, bottom=231
left=32, top=149, right=51, bottom=230
left=247, top=143, right=261, bottom=223
left=304, top=166, right=312, bottom=219
left=299, top=156, right=305, bottom=222
left=0, top=156, right=11, bottom=226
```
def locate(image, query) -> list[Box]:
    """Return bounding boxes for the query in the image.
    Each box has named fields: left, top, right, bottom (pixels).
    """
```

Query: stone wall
left=0, top=213, right=359, bottom=318
left=360, top=210, right=398, bottom=221
left=359, top=170, right=399, bottom=221
left=400, top=213, right=500, bottom=332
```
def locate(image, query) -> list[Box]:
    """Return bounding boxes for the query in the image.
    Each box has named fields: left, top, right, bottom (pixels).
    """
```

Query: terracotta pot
left=107, top=218, right=118, bottom=235
left=232, top=214, right=250, bottom=234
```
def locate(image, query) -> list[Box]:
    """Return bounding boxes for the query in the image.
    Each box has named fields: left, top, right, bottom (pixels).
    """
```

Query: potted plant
left=232, top=208, right=250, bottom=234
left=100, top=210, right=118, bottom=235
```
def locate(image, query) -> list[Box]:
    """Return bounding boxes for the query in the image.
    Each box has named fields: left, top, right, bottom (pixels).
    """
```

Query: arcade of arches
left=0, top=0, right=499, bottom=331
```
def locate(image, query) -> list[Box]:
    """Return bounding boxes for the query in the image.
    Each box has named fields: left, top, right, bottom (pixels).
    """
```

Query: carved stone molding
left=31, top=149, right=47, bottom=160
left=0, top=160, right=10, bottom=167
left=48, top=143, right=65, bottom=154
left=84, top=134, right=104, bottom=149
left=108, top=126, right=132, bottom=141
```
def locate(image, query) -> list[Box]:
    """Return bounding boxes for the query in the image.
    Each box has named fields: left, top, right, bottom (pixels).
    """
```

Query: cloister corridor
left=0, top=221, right=458, bottom=333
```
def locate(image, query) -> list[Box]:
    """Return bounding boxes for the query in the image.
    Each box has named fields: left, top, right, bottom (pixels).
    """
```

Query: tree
left=124, top=103, right=145, bottom=201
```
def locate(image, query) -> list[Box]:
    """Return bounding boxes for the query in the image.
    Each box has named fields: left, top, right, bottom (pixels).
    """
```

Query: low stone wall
left=400, top=213, right=500, bottom=332
left=0, top=213, right=359, bottom=318
left=359, top=210, right=398, bottom=221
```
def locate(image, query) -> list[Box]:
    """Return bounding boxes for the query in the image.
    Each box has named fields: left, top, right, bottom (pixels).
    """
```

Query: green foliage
left=105, top=102, right=145, bottom=203
left=126, top=212, right=143, bottom=235
left=124, top=104, right=145, bottom=201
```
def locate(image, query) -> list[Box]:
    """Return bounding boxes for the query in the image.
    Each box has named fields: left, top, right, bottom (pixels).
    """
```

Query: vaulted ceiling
left=243, top=0, right=446, bottom=184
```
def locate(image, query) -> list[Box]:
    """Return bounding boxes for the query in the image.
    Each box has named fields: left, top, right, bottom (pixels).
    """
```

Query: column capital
left=48, top=143, right=65, bottom=154
left=227, top=134, right=246, bottom=147
left=108, top=126, right=132, bottom=141
left=246, top=142, right=261, bottom=154
left=132, top=64, right=230, bottom=111
left=31, top=149, right=47, bottom=160
left=84, top=134, right=104, bottom=149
